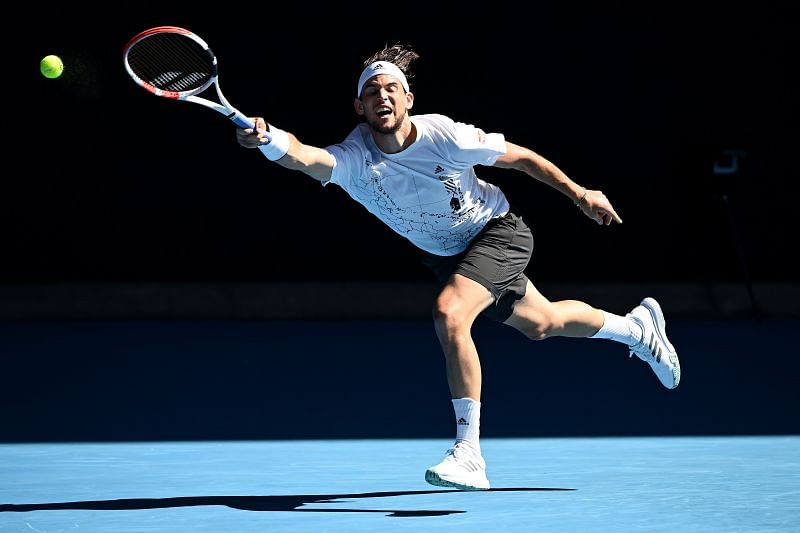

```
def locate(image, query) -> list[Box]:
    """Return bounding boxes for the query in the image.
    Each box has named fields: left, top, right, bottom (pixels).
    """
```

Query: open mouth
left=375, top=107, right=392, bottom=118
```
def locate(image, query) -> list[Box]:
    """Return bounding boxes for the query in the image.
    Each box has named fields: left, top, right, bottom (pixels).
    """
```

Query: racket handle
left=229, top=112, right=255, bottom=129
left=229, top=112, right=273, bottom=143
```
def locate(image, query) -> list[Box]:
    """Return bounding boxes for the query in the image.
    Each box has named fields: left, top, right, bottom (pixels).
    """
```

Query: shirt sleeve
left=449, top=121, right=507, bottom=166
left=322, top=139, right=363, bottom=189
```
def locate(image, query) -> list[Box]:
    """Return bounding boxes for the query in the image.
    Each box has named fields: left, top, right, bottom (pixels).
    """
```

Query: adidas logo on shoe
left=457, top=417, right=469, bottom=425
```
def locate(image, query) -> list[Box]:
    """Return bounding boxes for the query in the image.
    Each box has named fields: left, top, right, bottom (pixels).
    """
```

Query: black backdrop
left=9, top=3, right=798, bottom=284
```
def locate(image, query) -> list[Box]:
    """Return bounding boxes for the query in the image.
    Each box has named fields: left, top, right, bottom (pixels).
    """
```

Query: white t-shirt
left=324, top=113, right=510, bottom=256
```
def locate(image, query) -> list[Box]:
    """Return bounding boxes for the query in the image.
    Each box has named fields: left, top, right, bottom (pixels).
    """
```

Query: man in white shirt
left=237, top=44, right=680, bottom=490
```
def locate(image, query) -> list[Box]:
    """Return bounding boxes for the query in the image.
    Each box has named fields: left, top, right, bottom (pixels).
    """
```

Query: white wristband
left=258, top=125, right=290, bottom=161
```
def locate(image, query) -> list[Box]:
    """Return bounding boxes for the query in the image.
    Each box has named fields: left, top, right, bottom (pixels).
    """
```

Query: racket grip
left=229, top=112, right=272, bottom=142
left=229, top=113, right=254, bottom=129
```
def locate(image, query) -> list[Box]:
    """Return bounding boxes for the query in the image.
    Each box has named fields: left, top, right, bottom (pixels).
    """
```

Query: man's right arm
left=236, top=117, right=334, bottom=182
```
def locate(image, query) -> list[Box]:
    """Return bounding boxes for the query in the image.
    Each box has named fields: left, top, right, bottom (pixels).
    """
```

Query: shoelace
left=444, top=443, right=474, bottom=461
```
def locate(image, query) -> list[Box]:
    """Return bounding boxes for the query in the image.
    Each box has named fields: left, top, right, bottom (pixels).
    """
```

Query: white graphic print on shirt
left=324, top=114, right=511, bottom=256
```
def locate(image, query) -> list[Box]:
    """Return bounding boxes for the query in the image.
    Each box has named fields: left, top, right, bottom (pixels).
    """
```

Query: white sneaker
left=627, top=297, right=681, bottom=389
left=424, top=442, right=490, bottom=490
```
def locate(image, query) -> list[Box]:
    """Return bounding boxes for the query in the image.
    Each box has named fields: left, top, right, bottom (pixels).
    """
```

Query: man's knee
left=432, top=277, right=494, bottom=334
left=432, top=292, right=464, bottom=330
left=433, top=288, right=486, bottom=338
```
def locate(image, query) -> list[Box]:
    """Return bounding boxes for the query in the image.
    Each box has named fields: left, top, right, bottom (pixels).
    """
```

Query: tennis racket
left=123, top=26, right=270, bottom=141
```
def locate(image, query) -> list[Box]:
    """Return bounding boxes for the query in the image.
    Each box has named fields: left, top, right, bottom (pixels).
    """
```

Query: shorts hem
left=452, top=269, right=501, bottom=301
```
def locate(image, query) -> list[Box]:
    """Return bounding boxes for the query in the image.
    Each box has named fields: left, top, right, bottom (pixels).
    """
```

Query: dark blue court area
left=1, top=316, right=798, bottom=530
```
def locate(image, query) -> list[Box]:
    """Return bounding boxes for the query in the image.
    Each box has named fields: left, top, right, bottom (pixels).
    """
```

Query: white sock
left=452, top=398, right=481, bottom=455
left=590, top=310, right=643, bottom=346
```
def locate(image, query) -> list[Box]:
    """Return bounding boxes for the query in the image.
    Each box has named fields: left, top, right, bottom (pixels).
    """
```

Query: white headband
left=356, top=61, right=410, bottom=97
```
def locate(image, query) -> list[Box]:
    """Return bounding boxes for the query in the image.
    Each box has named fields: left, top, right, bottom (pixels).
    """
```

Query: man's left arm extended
left=494, top=141, right=622, bottom=225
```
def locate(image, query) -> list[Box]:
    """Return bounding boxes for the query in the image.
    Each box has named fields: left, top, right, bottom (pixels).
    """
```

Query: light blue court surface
left=1, top=437, right=798, bottom=532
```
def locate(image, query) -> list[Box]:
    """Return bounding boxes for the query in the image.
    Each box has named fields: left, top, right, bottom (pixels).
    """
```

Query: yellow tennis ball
left=40, top=55, right=64, bottom=79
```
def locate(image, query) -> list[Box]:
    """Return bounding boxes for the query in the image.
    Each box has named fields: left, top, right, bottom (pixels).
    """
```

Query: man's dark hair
left=363, top=43, right=420, bottom=83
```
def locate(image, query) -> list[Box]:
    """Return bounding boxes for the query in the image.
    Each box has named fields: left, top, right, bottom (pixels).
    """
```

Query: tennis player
left=236, top=44, right=680, bottom=490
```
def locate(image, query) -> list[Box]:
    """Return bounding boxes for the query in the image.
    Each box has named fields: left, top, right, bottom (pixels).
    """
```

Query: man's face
left=355, top=74, right=414, bottom=134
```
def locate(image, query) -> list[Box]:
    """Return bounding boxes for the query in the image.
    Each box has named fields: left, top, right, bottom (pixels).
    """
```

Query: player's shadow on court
left=0, top=488, right=574, bottom=517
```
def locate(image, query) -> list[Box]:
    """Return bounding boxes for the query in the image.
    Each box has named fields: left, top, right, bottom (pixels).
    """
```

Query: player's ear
left=354, top=98, right=365, bottom=116
left=405, top=91, right=414, bottom=110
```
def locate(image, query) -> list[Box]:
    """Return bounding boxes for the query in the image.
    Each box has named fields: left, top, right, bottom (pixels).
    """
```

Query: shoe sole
left=641, top=297, right=681, bottom=388
left=425, top=469, right=490, bottom=490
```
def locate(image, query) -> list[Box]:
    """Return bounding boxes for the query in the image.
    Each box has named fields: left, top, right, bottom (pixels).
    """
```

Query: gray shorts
left=420, top=210, right=533, bottom=322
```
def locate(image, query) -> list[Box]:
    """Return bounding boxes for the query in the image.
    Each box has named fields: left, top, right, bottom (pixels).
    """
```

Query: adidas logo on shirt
left=434, top=165, right=445, bottom=174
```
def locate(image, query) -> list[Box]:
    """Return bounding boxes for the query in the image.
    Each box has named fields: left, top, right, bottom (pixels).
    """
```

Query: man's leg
left=503, top=280, right=680, bottom=389
left=502, top=280, right=605, bottom=339
left=432, top=273, right=495, bottom=400
left=425, top=273, right=494, bottom=490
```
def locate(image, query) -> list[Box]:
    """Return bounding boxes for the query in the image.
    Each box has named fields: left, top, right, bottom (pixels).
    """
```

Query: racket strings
left=128, top=33, right=213, bottom=92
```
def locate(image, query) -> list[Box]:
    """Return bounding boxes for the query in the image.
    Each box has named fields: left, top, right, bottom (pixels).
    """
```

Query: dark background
left=9, top=2, right=798, bottom=284
left=2, top=3, right=798, bottom=442
left=3, top=318, right=798, bottom=441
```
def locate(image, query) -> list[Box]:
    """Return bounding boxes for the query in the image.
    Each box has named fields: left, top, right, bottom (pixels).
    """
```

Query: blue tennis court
left=2, top=437, right=798, bottom=531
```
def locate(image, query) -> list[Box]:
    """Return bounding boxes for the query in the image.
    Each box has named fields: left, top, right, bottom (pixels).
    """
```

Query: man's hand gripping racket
left=123, top=26, right=271, bottom=143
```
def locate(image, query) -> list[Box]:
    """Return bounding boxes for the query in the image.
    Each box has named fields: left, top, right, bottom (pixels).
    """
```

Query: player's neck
left=372, top=116, right=416, bottom=154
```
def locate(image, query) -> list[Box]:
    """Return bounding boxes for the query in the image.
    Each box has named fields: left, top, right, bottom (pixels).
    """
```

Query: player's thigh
left=502, top=280, right=555, bottom=334
left=435, top=273, right=495, bottom=322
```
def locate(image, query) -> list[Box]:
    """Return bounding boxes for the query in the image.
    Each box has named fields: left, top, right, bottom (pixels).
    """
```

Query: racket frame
left=123, top=26, right=265, bottom=136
